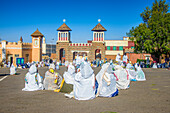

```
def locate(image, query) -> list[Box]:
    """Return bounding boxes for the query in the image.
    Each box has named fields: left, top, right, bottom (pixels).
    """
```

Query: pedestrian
left=123, top=53, right=128, bottom=63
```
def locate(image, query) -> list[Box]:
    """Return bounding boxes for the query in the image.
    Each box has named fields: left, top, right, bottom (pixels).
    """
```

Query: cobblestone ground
left=0, top=67, right=170, bottom=113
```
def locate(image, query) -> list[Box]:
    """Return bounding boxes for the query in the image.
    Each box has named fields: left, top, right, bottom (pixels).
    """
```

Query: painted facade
left=0, top=29, right=43, bottom=66
left=0, top=22, right=152, bottom=65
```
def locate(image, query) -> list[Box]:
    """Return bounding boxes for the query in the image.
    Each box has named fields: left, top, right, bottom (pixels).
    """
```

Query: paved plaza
left=0, top=67, right=170, bottom=113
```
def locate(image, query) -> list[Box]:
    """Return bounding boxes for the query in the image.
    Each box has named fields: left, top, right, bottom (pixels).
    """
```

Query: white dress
left=10, top=64, right=16, bottom=75
left=123, top=55, right=128, bottom=63
left=126, top=63, right=137, bottom=80
left=63, top=64, right=76, bottom=85
left=116, top=55, right=121, bottom=62
left=114, top=65, right=130, bottom=89
left=96, top=63, right=118, bottom=97
left=22, top=65, right=43, bottom=91
left=73, top=62, right=95, bottom=100
left=136, top=65, right=146, bottom=81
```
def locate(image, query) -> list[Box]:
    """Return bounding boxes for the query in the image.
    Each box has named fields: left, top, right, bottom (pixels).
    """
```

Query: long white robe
left=116, top=54, right=121, bottom=62
left=123, top=55, right=128, bottom=63
left=65, top=61, right=69, bottom=67
left=96, top=63, right=118, bottom=97
left=76, top=55, right=82, bottom=66
left=73, top=62, right=95, bottom=100
left=10, top=64, right=16, bottom=75
left=126, top=63, right=137, bottom=80
left=152, top=63, right=157, bottom=68
left=63, top=64, right=76, bottom=84
left=114, top=65, right=130, bottom=89
left=136, top=65, right=146, bottom=81
left=22, top=65, right=43, bottom=91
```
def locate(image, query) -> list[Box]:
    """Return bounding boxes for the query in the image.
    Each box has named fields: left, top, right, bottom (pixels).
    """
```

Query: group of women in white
left=21, top=54, right=146, bottom=100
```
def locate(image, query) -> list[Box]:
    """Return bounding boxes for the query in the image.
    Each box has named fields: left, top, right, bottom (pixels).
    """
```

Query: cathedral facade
left=0, top=22, right=152, bottom=66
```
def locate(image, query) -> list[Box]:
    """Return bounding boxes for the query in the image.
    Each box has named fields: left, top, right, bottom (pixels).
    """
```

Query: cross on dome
left=63, top=19, right=66, bottom=23
left=98, top=19, right=101, bottom=23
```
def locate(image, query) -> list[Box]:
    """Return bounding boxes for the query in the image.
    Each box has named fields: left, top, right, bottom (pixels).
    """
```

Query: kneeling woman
left=22, top=64, right=43, bottom=91
left=96, top=63, right=118, bottom=97
left=43, top=64, right=62, bottom=90
left=73, top=62, right=96, bottom=100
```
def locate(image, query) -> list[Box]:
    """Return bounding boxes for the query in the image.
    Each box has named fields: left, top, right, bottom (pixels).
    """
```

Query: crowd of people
left=14, top=54, right=146, bottom=101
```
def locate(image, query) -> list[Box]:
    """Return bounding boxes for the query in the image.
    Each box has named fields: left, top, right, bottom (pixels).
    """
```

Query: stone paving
left=0, top=67, right=170, bottom=113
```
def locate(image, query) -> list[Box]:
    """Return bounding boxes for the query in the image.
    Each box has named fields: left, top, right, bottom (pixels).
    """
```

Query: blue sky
left=0, top=0, right=167, bottom=44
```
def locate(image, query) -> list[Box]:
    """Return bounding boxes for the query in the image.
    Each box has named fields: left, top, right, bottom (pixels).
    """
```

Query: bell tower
left=92, top=19, right=107, bottom=42
left=91, top=19, right=106, bottom=60
left=56, top=19, right=72, bottom=62
left=57, top=19, right=72, bottom=42
left=31, top=28, right=44, bottom=62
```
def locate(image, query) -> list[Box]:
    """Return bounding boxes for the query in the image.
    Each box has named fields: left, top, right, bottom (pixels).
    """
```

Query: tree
left=127, top=0, right=170, bottom=62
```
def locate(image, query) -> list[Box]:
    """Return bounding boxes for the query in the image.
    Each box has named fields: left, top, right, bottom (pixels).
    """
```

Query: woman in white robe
left=56, top=62, right=60, bottom=70
left=152, top=63, right=157, bottom=68
left=122, top=53, right=128, bottom=63
left=65, top=61, right=69, bottom=67
left=114, top=65, right=130, bottom=89
left=135, top=64, right=146, bottom=81
left=74, top=62, right=95, bottom=100
left=116, top=53, right=121, bottom=62
left=10, top=64, right=16, bottom=75
left=96, top=63, right=118, bottom=97
left=43, top=64, right=62, bottom=90
left=126, top=62, right=137, bottom=81
left=22, top=65, right=43, bottom=91
left=63, top=63, right=76, bottom=85
left=76, top=54, right=82, bottom=67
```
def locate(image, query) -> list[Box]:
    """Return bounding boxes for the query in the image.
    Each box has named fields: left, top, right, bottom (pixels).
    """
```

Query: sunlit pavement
left=0, top=67, right=170, bottom=113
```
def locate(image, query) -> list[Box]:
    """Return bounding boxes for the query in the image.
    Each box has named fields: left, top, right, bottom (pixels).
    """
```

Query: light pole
left=51, top=38, right=54, bottom=57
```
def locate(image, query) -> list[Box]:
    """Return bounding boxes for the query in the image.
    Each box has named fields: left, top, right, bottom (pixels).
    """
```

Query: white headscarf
left=29, top=65, right=37, bottom=74
left=49, top=64, right=55, bottom=69
left=80, top=62, right=94, bottom=79
left=116, top=53, right=121, bottom=62
left=101, top=63, right=113, bottom=74
left=68, top=63, right=75, bottom=75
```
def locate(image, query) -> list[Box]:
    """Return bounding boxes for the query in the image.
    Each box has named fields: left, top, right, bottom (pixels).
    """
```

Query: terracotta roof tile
left=57, top=23, right=72, bottom=31
left=31, top=29, right=44, bottom=37
left=92, top=23, right=107, bottom=31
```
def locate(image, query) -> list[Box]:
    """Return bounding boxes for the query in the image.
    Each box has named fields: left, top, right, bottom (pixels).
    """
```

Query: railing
left=69, top=43, right=92, bottom=46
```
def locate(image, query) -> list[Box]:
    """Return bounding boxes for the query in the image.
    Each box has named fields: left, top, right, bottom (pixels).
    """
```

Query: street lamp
left=50, top=38, right=54, bottom=57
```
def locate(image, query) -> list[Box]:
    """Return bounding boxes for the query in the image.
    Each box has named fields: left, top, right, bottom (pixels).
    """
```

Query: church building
left=0, top=21, right=152, bottom=66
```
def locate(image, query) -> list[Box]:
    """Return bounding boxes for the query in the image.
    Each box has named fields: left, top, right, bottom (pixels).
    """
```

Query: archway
left=95, top=49, right=101, bottom=60
left=59, top=48, right=65, bottom=63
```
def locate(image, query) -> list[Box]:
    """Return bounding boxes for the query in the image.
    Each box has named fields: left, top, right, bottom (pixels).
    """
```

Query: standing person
left=10, top=63, right=16, bottom=75
left=146, top=58, right=150, bottom=68
left=116, top=53, right=121, bottom=62
left=56, top=62, right=60, bottom=70
left=123, top=53, right=128, bottom=63
left=75, top=54, right=81, bottom=69
left=22, top=65, right=43, bottom=91
left=161, top=57, right=165, bottom=68
left=165, top=56, right=169, bottom=68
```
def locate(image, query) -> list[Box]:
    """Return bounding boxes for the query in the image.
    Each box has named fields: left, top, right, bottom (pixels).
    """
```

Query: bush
left=137, top=59, right=147, bottom=63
